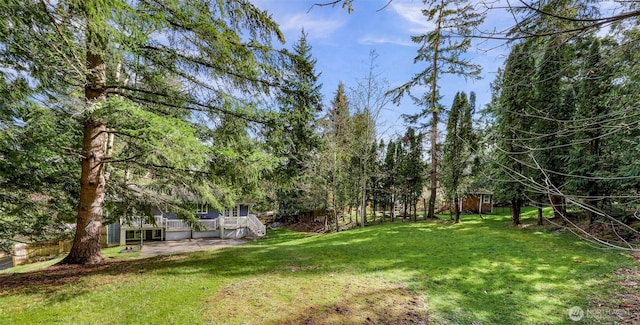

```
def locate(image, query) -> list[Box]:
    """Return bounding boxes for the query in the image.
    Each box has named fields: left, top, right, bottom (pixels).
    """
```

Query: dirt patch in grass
left=611, top=251, right=640, bottom=324
left=287, top=221, right=326, bottom=233
left=204, top=274, right=428, bottom=324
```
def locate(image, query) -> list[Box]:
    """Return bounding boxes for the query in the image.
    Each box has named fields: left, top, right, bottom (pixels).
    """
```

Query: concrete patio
left=138, top=238, right=248, bottom=258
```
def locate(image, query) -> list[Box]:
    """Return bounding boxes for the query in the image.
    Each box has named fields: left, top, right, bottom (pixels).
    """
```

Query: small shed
left=457, top=189, right=493, bottom=214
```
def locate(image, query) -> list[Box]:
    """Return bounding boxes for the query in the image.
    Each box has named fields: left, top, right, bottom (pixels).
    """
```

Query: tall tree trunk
left=587, top=181, right=599, bottom=225
left=332, top=186, right=340, bottom=232
left=423, top=198, right=427, bottom=219
left=511, top=198, right=521, bottom=226
left=427, top=10, right=442, bottom=219
left=427, top=111, right=438, bottom=218
left=403, top=195, right=408, bottom=220
left=588, top=131, right=601, bottom=224
left=372, top=197, right=377, bottom=224
left=63, top=120, right=107, bottom=264
left=453, top=196, right=460, bottom=223
left=361, top=176, right=366, bottom=228
left=62, top=15, right=108, bottom=264
left=550, top=195, right=565, bottom=219
left=390, top=191, right=395, bottom=222
left=413, top=200, right=417, bottom=222
left=537, top=206, right=544, bottom=226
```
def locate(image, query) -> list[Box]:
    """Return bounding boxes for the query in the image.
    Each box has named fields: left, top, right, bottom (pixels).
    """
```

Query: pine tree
left=0, top=103, right=79, bottom=253
left=0, top=0, right=285, bottom=264
left=319, top=82, right=353, bottom=230
left=328, top=82, right=351, bottom=150
left=390, top=0, right=484, bottom=219
left=403, top=128, right=425, bottom=221
left=568, top=37, right=611, bottom=224
left=442, top=92, right=476, bottom=223
left=383, top=140, right=399, bottom=221
left=271, top=29, right=323, bottom=219
left=489, top=41, right=537, bottom=226
left=530, top=38, right=573, bottom=219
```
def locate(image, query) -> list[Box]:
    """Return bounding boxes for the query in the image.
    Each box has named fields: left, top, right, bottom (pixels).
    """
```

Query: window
left=125, top=230, right=143, bottom=240
left=483, top=195, right=491, bottom=204
left=152, top=229, right=163, bottom=239
left=197, top=203, right=208, bottom=214
left=223, top=206, right=239, bottom=217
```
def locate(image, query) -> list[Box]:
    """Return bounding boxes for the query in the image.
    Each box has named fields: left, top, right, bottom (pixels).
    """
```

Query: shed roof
left=468, top=188, right=493, bottom=195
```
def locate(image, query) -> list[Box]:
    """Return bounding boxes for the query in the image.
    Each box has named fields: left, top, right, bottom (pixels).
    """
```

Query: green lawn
left=0, top=209, right=635, bottom=324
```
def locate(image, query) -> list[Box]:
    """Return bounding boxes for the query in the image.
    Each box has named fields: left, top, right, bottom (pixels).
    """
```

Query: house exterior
left=455, top=189, right=493, bottom=214
left=105, top=203, right=266, bottom=246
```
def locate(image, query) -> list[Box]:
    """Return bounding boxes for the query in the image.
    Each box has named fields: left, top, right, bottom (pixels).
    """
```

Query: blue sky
left=252, top=0, right=512, bottom=137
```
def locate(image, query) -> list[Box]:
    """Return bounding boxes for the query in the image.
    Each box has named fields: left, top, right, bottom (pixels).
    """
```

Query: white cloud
left=359, top=35, right=415, bottom=46
left=390, top=1, right=435, bottom=34
left=279, top=13, right=346, bottom=40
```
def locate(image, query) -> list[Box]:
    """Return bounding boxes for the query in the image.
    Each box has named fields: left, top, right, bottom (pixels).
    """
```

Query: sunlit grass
left=0, top=208, right=634, bottom=324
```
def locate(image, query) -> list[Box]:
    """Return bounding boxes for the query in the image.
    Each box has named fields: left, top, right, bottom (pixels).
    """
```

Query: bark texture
left=427, top=7, right=442, bottom=219
left=453, top=196, right=460, bottom=224
left=62, top=23, right=108, bottom=264
left=62, top=121, right=107, bottom=264
left=511, top=198, right=522, bottom=226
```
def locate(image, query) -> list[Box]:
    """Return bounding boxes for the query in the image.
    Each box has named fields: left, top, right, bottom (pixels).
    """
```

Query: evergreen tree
left=0, top=0, right=285, bottom=264
left=390, top=0, right=485, bottom=218
left=488, top=41, right=536, bottom=226
left=402, top=128, right=425, bottom=221
left=0, top=103, right=79, bottom=253
left=442, top=92, right=476, bottom=223
left=328, top=82, right=351, bottom=150
left=269, top=29, right=323, bottom=219
left=530, top=38, right=573, bottom=219
left=328, top=82, right=352, bottom=219
left=568, top=37, right=611, bottom=224
left=383, top=140, right=400, bottom=220
left=318, top=82, right=352, bottom=230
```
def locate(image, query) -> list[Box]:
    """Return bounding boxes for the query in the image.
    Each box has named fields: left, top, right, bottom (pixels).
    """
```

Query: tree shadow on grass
left=0, top=260, right=127, bottom=303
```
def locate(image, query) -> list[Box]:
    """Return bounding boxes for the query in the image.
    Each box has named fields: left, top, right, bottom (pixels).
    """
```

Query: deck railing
left=220, top=216, right=247, bottom=229
left=121, top=216, right=164, bottom=228
left=198, top=219, right=218, bottom=231
left=124, top=215, right=265, bottom=237
left=165, top=219, right=190, bottom=230
left=247, top=214, right=266, bottom=236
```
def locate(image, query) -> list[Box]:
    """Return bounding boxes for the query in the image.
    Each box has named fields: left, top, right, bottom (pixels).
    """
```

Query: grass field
left=0, top=209, right=636, bottom=324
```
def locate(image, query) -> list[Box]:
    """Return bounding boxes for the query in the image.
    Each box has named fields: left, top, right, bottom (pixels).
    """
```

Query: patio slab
left=139, top=238, right=248, bottom=258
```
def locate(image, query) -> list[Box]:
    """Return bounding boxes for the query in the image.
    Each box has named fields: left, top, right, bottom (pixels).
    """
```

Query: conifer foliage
left=442, top=92, right=476, bottom=223
left=0, top=0, right=286, bottom=263
left=390, top=0, right=485, bottom=219
left=269, top=30, right=323, bottom=218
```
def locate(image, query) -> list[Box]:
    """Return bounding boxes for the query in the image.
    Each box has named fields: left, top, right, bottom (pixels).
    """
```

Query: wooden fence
left=12, top=240, right=72, bottom=267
